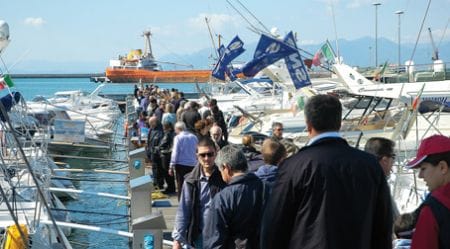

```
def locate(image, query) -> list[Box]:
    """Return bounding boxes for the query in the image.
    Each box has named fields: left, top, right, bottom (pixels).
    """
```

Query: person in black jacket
left=204, top=145, right=267, bottom=249
left=210, top=103, right=228, bottom=142
left=159, top=122, right=176, bottom=194
left=261, top=94, right=393, bottom=249
left=146, top=116, right=164, bottom=189
left=171, top=137, right=226, bottom=249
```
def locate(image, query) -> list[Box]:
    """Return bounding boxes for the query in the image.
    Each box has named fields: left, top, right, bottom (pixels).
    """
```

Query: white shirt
left=306, top=131, right=341, bottom=146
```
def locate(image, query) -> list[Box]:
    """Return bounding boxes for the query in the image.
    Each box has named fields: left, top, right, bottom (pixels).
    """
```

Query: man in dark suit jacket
left=261, top=94, right=393, bottom=249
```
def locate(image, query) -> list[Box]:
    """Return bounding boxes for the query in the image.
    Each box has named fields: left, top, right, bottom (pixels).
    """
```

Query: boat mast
left=205, top=17, right=219, bottom=59
left=142, top=30, right=154, bottom=60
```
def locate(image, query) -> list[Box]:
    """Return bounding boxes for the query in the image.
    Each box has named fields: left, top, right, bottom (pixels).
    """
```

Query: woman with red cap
left=405, top=134, right=450, bottom=249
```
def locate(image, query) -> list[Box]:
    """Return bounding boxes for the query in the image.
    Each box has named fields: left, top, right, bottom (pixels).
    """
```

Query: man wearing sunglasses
left=364, top=137, right=396, bottom=177
left=364, top=137, right=400, bottom=225
left=271, top=122, right=284, bottom=141
left=172, top=137, right=226, bottom=249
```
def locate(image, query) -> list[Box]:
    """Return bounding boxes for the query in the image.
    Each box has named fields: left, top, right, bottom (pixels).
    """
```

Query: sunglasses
left=198, top=152, right=215, bottom=158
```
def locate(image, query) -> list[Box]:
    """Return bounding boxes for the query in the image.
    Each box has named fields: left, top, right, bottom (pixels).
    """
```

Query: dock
left=10, top=73, right=104, bottom=78
left=124, top=95, right=178, bottom=249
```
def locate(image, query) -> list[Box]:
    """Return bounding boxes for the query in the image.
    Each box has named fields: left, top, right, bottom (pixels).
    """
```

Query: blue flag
left=212, top=36, right=245, bottom=80
left=241, top=34, right=297, bottom=77
left=283, top=32, right=311, bottom=89
left=218, top=44, right=225, bottom=57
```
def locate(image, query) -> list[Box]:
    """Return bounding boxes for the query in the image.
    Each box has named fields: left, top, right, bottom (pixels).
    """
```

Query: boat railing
left=358, top=61, right=450, bottom=83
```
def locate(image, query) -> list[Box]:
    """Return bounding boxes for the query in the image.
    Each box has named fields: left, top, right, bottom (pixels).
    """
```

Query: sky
left=1, top=0, right=450, bottom=72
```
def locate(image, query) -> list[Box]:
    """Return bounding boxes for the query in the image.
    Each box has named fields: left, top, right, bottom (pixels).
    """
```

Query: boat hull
left=105, top=68, right=212, bottom=83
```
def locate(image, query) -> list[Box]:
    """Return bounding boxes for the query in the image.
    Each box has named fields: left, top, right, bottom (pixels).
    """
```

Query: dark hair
left=393, top=211, right=419, bottom=239
left=364, top=137, right=395, bottom=159
left=304, top=94, right=342, bottom=132
left=423, top=151, right=450, bottom=166
left=162, top=122, right=173, bottom=131
left=261, top=139, right=287, bottom=165
left=197, top=137, right=217, bottom=150
left=195, top=120, right=207, bottom=132
left=211, top=105, right=219, bottom=114
left=209, top=98, right=218, bottom=107
left=189, top=101, right=199, bottom=109
left=272, top=122, right=283, bottom=130
left=139, top=110, right=148, bottom=117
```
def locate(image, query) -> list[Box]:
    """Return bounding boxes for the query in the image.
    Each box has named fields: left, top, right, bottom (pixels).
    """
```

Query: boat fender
left=4, top=224, right=28, bottom=249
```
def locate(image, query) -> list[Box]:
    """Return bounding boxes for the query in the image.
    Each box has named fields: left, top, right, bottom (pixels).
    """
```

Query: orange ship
left=105, top=30, right=212, bottom=83
left=105, top=68, right=212, bottom=83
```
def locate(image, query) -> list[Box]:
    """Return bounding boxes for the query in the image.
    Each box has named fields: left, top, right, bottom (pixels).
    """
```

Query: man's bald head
left=210, top=125, right=223, bottom=142
left=148, top=116, right=158, bottom=127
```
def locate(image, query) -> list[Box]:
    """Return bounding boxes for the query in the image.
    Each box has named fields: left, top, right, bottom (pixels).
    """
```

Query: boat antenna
left=234, top=0, right=271, bottom=34
left=225, top=0, right=267, bottom=36
left=205, top=17, right=219, bottom=59
left=437, top=17, right=450, bottom=49
left=407, top=0, right=432, bottom=64
left=329, top=0, right=341, bottom=64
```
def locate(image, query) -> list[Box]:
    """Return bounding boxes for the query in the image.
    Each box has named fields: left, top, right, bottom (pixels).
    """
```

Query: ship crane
left=142, top=30, right=154, bottom=60
left=428, top=27, right=439, bottom=61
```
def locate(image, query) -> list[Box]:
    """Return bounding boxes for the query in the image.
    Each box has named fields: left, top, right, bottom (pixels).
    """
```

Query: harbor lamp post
left=395, top=10, right=404, bottom=70
left=373, top=2, right=382, bottom=68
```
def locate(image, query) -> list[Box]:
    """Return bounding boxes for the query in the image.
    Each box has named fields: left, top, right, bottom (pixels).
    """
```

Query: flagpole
left=329, top=0, right=341, bottom=64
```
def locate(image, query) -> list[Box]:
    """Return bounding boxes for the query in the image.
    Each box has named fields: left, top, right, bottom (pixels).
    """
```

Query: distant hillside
left=161, top=37, right=450, bottom=69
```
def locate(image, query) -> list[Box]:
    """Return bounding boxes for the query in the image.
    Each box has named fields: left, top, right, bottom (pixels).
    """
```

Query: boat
left=105, top=30, right=212, bottom=83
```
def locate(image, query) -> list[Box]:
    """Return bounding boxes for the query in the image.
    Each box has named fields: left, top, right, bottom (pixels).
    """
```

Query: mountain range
left=162, top=36, right=450, bottom=69
left=9, top=37, right=450, bottom=73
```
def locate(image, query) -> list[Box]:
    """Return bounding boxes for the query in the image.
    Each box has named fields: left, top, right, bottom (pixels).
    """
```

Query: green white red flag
left=312, top=40, right=335, bottom=66
left=0, top=74, right=14, bottom=89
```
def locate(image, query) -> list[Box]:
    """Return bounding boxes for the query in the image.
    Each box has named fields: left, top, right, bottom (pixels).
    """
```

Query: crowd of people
left=130, top=85, right=449, bottom=249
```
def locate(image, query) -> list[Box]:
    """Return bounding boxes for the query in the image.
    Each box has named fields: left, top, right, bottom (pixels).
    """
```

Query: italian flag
left=0, top=74, right=14, bottom=89
left=312, top=40, right=335, bottom=66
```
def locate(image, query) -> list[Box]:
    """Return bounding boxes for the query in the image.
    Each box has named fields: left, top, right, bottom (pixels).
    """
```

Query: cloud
left=24, top=17, right=46, bottom=27
left=187, top=13, right=240, bottom=32
left=346, top=0, right=373, bottom=9
left=299, top=39, right=317, bottom=45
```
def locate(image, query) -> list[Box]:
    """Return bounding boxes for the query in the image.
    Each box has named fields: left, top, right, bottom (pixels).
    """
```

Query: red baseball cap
left=406, top=135, right=450, bottom=168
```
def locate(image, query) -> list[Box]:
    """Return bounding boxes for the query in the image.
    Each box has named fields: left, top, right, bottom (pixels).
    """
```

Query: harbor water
left=8, top=78, right=196, bottom=248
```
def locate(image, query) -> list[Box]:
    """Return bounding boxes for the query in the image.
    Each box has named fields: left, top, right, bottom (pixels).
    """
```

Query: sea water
left=7, top=78, right=196, bottom=248
left=10, top=77, right=197, bottom=100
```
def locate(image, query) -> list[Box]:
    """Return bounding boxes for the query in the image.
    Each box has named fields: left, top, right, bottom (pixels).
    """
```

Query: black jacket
left=146, top=123, right=163, bottom=161
left=159, top=130, right=175, bottom=155
left=261, top=137, right=393, bottom=249
left=204, top=173, right=268, bottom=249
left=184, top=165, right=226, bottom=246
left=212, top=109, right=228, bottom=140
